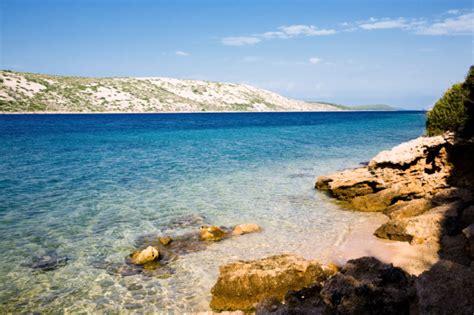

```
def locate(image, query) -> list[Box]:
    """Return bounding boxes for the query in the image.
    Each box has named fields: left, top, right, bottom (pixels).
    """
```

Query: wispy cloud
left=309, top=57, right=322, bottom=64
left=220, top=10, right=472, bottom=46
left=222, top=24, right=336, bottom=46
left=175, top=51, right=190, bottom=56
left=357, top=11, right=473, bottom=35
left=221, top=36, right=261, bottom=46
left=358, top=17, right=411, bottom=30
left=277, top=25, right=336, bottom=36
left=416, top=12, right=474, bottom=35
left=447, top=9, right=460, bottom=15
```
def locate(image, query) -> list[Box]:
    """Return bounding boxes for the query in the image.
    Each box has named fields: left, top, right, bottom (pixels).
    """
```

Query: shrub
left=426, top=66, right=473, bottom=136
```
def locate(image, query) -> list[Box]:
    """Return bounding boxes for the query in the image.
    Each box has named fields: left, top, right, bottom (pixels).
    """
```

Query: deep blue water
left=0, top=112, right=426, bottom=312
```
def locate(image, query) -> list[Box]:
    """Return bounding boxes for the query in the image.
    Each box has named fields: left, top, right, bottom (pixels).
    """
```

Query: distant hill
left=310, top=101, right=398, bottom=111
left=0, top=70, right=342, bottom=113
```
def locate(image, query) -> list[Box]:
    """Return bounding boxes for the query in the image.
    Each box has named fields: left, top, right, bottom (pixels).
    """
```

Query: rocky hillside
left=0, top=70, right=341, bottom=113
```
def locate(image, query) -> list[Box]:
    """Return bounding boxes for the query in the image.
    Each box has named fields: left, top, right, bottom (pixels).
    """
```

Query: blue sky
left=1, top=0, right=473, bottom=109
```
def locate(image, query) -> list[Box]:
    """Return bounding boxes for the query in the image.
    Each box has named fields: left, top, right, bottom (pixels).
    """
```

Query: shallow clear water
left=0, top=112, right=425, bottom=312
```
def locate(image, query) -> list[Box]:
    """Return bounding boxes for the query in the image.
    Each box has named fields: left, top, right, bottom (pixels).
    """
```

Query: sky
left=1, top=0, right=473, bottom=109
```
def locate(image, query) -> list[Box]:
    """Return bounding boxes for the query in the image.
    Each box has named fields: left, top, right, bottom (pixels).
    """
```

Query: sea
left=0, top=111, right=426, bottom=312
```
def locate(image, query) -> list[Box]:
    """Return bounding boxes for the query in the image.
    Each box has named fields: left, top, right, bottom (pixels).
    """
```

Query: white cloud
left=260, top=31, right=288, bottom=39
left=279, top=24, right=336, bottom=36
left=222, top=24, right=335, bottom=46
left=447, top=9, right=460, bottom=15
left=221, top=36, right=261, bottom=46
left=175, top=51, right=190, bottom=56
left=309, top=57, right=322, bottom=64
left=359, top=18, right=410, bottom=30
left=416, top=12, right=474, bottom=35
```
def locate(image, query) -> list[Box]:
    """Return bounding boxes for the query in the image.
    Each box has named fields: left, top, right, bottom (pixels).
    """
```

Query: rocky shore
left=209, top=132, right=474, bottom=314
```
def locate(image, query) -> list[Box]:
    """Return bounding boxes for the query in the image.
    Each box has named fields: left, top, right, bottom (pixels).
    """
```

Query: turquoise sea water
left=0, top=112, right=426, bottom=312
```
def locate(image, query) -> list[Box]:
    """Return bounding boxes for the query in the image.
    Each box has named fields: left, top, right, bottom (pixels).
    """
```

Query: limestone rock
left=257, top=257, right=417, bottom=315
left=315, top=168, right=381, bottom=201
left=321, top=257, right=417, bottom=314
left=210, top=254, right=335, bottom=312
left=375, top=201, right=462, bottom=243
left=232, top=223, right=261, bottom=236
left=368, top=135, right=446, bottom=169
left=159, top=236, right=172, bottom=246
left=384, top=198, right=432, bottom=220
left=200, top=225, right=227, bottom=241
left=416, top=259, right=474, bottom=314
left=129, top=246, right=159, bottom=265
left=351, top=188, right=395, bottom=212
left=432, top=187, right=473, bottom=206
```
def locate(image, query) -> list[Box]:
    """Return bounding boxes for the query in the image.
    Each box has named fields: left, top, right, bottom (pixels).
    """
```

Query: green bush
left=426, top=66, right=473, bottom=136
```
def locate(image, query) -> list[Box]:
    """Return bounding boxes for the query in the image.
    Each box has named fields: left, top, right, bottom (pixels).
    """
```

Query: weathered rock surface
left=159, top=236, right=172, bottom=245
left=129, top=246, right=159, bottom=265
left=416, top=259, right=474, bottom=314
left=200, top=225, right=228, bottom=241
left=232, top=223, right=261, bottom=236
left=316, top=134, right=455, bottom=212
left=210, top=254, right=335, bottom=312
left=256, top=257, right=417, bottom=315
left=384, top=198, right=432, bottom=220
left=368, top=135, right=446, bottom=168
left=374, top=201, right=462, bottom=243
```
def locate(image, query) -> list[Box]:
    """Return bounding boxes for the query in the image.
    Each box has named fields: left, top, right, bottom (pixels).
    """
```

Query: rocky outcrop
left=316, top=133, right=474, bottom=246
left=256, top=257, right=417, bottom=315
left=310, top=132, right=474, bottom=314
left=210, top=254, right=336, bottom=312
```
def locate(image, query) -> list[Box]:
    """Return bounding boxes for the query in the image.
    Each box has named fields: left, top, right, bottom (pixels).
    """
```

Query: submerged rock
left=210, top=254, right=335, bottom=312
left=159, top=236, right=172, bottom=246
left=199, top=225, right=228, bottom=241
left=129, top=246, right=159, bottom=265
left=27, top=251, right=70, bottom=272
left=232, top=223, right=261, bottom=236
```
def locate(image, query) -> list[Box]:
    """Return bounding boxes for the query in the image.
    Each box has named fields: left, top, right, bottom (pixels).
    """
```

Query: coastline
left=210, top=131, right=474, bottom=313
left=0, top=109, right=421, bottom=115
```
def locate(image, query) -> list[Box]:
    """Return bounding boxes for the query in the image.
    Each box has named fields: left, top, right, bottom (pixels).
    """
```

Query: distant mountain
left=0, top=71, right=342, bottom=113
left=310, top=101, right=398, bottom=111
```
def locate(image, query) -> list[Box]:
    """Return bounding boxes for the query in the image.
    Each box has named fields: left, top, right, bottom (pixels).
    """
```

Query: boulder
left=416, top=259, right=474, bottom=314
left=199, top=225, right=227, bottom=241
left=129, top=246, right=159, bottom=265
left=320, top=257, right=417, bottom=315
left=384, top=198, right=432, bottom=220
left=232, top=223, right=261, bottom=236
left=210, top=254, right=335, bottom=312
left=159, top=236, right=172, bottom=246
